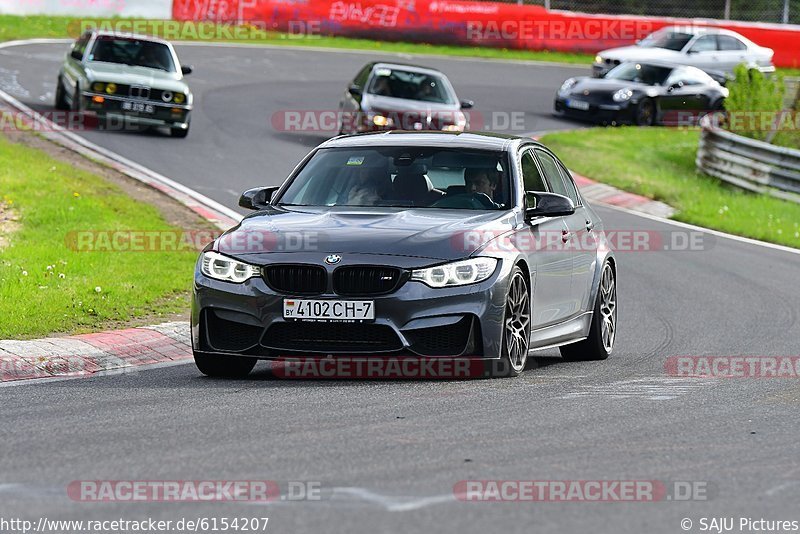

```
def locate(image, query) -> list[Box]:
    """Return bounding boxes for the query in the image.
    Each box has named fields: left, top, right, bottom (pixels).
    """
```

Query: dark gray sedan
left=191, top=132, right=617, bottom=378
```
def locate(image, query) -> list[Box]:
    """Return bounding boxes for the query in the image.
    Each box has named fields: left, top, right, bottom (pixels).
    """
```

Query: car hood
left=85, top=62, right=189, bottom=93
left=600, top=45, right=682, bottom=62
left=564, top=77, right=658, bottom=99
left=215, top=207, right=516, bottom=262
left=362, top=94, right=461, bottom=113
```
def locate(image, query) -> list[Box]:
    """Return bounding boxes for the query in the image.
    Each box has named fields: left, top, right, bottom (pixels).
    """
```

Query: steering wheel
left=431, top=192, right=497, bottom=209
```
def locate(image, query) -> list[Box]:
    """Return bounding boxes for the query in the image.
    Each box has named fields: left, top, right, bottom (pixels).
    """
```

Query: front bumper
left=81, top=92, right=192, bottom=128
left=554, top=96, right=635, bottom=124
left=191, top=255, right=511, bottom=361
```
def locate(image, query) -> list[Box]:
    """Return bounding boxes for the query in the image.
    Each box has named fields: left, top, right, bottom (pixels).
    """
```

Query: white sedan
left=593, top=26, right=774, bottom=79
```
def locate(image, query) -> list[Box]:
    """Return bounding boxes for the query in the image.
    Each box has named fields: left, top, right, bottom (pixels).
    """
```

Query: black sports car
left=337, top=62, right=474, bottom=134
left=555, top=61, right=728, bottom=126
left=191, top=131, right=617, bottom=379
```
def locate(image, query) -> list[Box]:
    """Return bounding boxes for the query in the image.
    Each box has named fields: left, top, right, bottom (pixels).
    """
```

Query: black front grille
left=264, top=265, right=327, bottom=295
left=262, top=322, right=403, bottom=353
left=333, top=266, right=403, bottom=296
left=405, top=317, right=478, bottom=357
left=204, top=310, right=263, bottom=352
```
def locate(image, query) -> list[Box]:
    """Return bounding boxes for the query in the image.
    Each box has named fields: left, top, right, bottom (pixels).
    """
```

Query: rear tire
left=55, top=77, right=69, bottom=110
left=194, top=353, right=256, bottom=378
left=560, top=261, right=616, bottom=361
left=488, top=266, right=531, bottom=378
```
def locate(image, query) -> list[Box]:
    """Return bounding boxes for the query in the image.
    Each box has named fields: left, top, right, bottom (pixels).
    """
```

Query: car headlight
left=612, top=88, right=633, bottom=102
left=558, top=78, right=578, bottom=95
left=595, top=55, right=603, bottom=64
left=105, top=83, right=117, bottom=95
left=411, top=257, right=498, bottom=288
left=92, top=82, right=106, bottom=92
left=200, top=251, right=260, bottom=283
left=173, top=93, right=186, bottom=104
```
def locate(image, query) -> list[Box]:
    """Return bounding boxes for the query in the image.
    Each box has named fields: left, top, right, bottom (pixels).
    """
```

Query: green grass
left=540, top=127, right=800, bottom=248
left=0, top=135, right=201, bottom=339
left=3, top=14, right=799, bottom=75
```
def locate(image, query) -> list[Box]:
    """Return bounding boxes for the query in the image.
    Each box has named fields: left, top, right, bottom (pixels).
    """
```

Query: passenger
left=372, top=77, right=393, bottom=97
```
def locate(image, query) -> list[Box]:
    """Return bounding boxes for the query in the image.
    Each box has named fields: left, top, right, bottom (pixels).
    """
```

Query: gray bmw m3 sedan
left=192, top=131, right=617, bottom=378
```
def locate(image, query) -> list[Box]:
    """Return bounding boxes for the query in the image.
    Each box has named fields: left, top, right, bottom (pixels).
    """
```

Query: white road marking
left=560, top=377, right=718, bottom=401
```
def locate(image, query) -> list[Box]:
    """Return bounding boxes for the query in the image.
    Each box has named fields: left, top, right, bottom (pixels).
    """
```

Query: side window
left=689, top=35, right=717, bottom=53
left=557, top=162, right=581, bottom=206
left=72, top=32, right=91, bottom=60
left=718, top=35, right=747, bottom=51
left=353, top=65, right=372, bottom=88
left=534, top=149, right=570, bottom=199
left=521, top=150, right=546, bottom=198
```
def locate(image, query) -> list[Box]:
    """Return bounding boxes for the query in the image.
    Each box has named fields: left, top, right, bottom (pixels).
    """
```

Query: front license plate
left=283, top=299, right=375, bottom=322
left=566, top=99, right=590, bottom=111
left=122, top=101, right=155, bottom=114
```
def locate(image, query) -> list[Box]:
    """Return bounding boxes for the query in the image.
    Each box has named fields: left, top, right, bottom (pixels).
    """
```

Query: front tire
left=71, top=85, right=82, bottom=113
left=55, top=77, right=69, bottom=110
left=488, top=266, right=531, bottom=378
left=171, top=118, right=190, bottom=138
left=560, top=261, right=616, bottom=361
left=194, top=353, right=256, bottom=378
left=634, top=98, right=656, bottom=126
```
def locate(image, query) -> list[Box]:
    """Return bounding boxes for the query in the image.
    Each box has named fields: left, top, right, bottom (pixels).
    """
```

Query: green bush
left=723, top=63, right=785, bottom=142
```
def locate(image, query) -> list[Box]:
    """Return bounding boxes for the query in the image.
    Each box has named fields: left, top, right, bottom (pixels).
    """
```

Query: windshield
left=638, top=30, right=693, bottom=51
left=87, top=37, right=176, bottom=72
left=366, top=68, right=455, bottom=104
left=278, top=147, right=511, bottom=210
left=605, top=63, right=673, bottom=86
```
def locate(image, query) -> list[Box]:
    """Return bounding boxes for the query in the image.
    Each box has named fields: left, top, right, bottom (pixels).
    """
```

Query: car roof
left=319, top=131, right=536, bottom=152
left=369, top=62, right=447, bottom=77
left=658, top=25, right=747, bottom=39
left=90, top=29, right=173, bottom=47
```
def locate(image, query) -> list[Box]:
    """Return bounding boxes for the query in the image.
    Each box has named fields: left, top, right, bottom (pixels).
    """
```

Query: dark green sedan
left=56, top=30, right=194, bottom=138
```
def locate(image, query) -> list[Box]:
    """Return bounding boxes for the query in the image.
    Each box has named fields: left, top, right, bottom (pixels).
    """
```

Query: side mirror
left=348, top=84, right=362, bottom=97
left=686, top=48, right=699, bottom=55
left=70, top=49, right=83, bottom=61
left=524, top=191, right=575, bottom=219
left=460, top=100, right=474, bottom=109
left=239, top=186, right=279, bottom=210
left=181, top=65, right=193, bottom=75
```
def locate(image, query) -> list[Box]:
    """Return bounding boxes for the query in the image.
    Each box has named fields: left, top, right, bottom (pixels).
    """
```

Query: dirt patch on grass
left=0, top=200, right=20, bottom=249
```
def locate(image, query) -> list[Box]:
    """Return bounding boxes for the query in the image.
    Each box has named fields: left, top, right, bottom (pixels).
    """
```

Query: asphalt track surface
left=2, top=42, right=800, bottom=534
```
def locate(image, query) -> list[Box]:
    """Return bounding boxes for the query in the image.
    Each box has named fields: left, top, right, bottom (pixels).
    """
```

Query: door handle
left=586, top=220, right=595, bottom=231
left=562, top=230, right=572, bottom=243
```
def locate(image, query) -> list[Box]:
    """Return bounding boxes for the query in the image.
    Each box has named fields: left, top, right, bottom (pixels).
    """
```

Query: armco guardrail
left=696, top=114, right=800, bottom=204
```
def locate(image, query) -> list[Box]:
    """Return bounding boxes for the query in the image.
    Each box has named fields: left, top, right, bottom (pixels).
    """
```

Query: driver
left=464, top=168, right=498, bottom=198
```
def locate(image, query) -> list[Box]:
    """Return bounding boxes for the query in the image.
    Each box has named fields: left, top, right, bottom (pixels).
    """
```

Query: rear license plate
left=566, top=99, right=590, bottom=111
left=122, top=101, right=155, bottom=114
left=283, top=299, right=375, bottom=322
